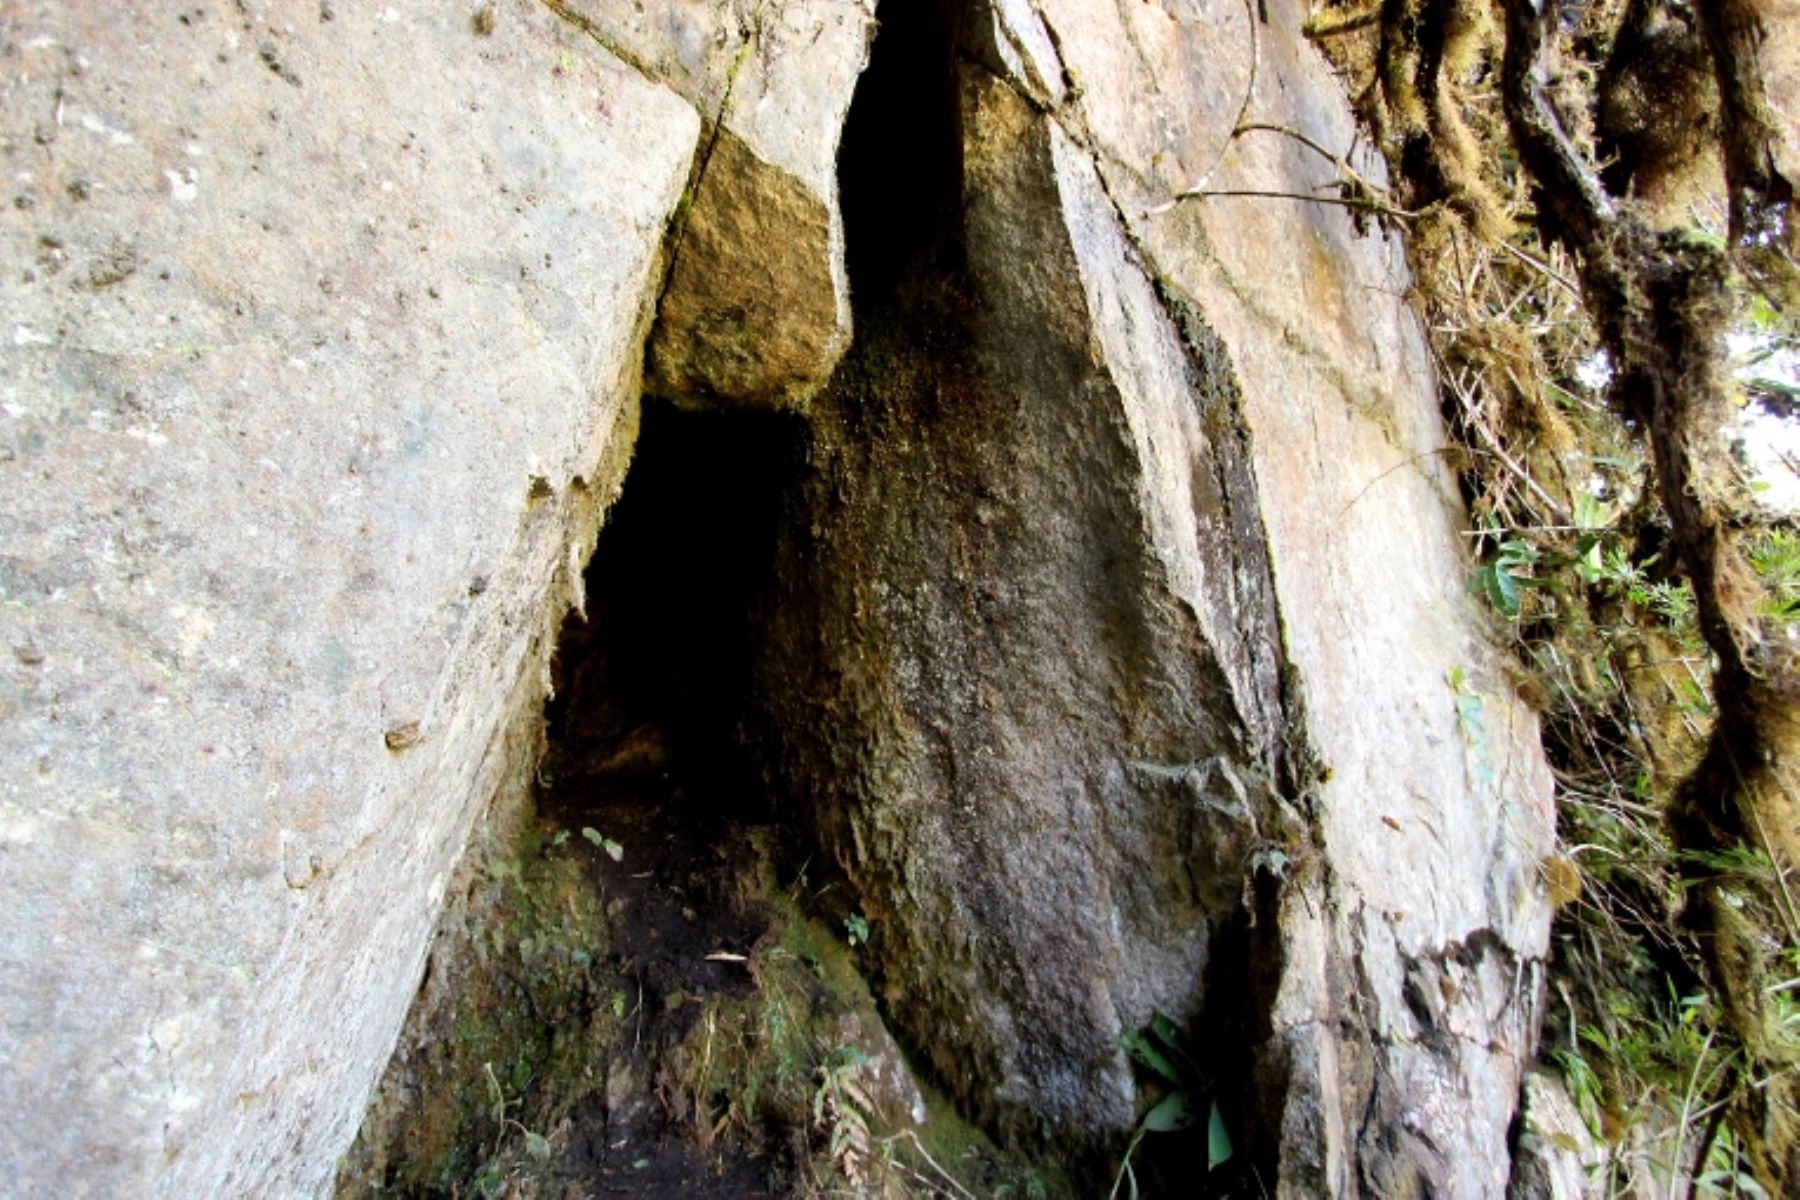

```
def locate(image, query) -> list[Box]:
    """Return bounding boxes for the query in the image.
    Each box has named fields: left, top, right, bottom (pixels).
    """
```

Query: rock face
left=0, top=3, right=697, bottom=1195
left=754, top=11, right=1293, bottom=1147
left=0, top=0, right=1555, bottom=1196
left=544, top=0, right=877, bottom=409
left=755, top=0, right=1556, bottom=1190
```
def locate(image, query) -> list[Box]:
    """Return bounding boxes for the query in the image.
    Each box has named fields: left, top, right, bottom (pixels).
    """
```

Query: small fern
left=813, top=1048, right=876, bottom=1186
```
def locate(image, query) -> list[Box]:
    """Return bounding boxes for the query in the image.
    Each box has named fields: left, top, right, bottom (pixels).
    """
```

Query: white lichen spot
left=0, top=804, right=44, bottom=847
left=77, top=111, right=136, bottom=146
left=163, top=167, right=198, bottom=204
left=171, top=603, right=214, bottom=656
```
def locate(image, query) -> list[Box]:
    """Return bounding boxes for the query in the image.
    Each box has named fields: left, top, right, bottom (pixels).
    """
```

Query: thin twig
left=1668, top=1024, right=1718, bottom=1200
left=1107, top=1126, right=1148, bottom=1200
left=1499, top=238, right=1581, bottom=296
left=880, top=1129, right=977, bottom=1200
left=1335, top=446, right=1459, bottom=520
left=1145, top=0, right=1260, bottom=212
left=1233, top=121, right=1391, bottom=197
left=1744, top=770, right=1800, bottom=943
left=1165, top=187, right=1414, bottom=217
left=1444, top=365, right=1575, bottom=525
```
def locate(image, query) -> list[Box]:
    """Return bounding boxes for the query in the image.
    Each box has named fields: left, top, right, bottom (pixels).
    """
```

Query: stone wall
left=0, top=3, right=696, bottom=1193
left=0, top=2, right=1552, bottom=1195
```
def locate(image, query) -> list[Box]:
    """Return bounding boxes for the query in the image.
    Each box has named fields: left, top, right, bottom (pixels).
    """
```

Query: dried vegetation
left=1299, top=1, right=1798, bottom=1192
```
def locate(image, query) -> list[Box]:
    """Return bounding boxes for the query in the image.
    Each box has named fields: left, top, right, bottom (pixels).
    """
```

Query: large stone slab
left=0, top=2, right=697, bottom=1194
left=756, top=60, right=1294, bottom=1144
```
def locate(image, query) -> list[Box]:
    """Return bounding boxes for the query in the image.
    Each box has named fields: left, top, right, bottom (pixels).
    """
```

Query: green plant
left=580, top=826, right=623, bottom=861
left=1448, top=666, right=1484, bottom=743
left=1108, top=1015, right=1230, bottom=1200
left=1302, top=4, right=1800, bottom=1190
left=1470, top=534, right=1545, bottom=619
left=843, top=912, right=870, bottom=947
left=1746, top=529, right=1800, bottom=625
left=481, top=1060, right=553, bottom=1166
left=813, top=1046, right=876, bottom=1186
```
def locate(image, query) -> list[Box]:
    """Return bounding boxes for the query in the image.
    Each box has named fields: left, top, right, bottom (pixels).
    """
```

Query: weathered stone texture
left=1509, top=1071, right=1604, bottom=1200
left=755, top=0, right=1555, bottom=1189
left=1, top=0, right=1559, bottom=1195
left=1003, top=1, right=1558, bottom=1191
left=550, top=0, right=875, bottom=409
left=756, top=60, right=1292, bottom=1146
left=1749, top=0, right=1800, bottom=188
left=0, top=2, right=696, bottom=1194
left=643, top=0, right=874, bottom=409
left=648, top=128, right=846, bottom=409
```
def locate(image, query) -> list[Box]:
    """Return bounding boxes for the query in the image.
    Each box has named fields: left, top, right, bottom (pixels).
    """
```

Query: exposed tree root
left=1316, top=0, right=1800, bottom=1189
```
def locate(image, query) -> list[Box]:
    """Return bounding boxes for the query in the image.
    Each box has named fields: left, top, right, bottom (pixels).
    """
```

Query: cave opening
left=352, top=2, right=1098, bottom=1191
left=540, top=397, right=806, bottom=833
left=508, top=398, right=816, bottom=1194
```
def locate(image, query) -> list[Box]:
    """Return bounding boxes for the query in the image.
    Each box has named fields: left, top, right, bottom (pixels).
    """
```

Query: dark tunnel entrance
left=542, top=399, right=806, bottom=816
left=521, top=399, right=812, bottom=1193
left=838, top=0, right=967, bottom=310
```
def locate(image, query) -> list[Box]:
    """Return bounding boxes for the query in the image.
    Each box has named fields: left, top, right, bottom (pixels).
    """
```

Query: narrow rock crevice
left=838, top=0, right=968, bottom=310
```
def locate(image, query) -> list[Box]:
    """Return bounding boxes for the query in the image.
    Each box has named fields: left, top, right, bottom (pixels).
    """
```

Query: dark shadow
left=838, top=0, right=968, bottom=310
left=544, top=399, right=808, bottom=812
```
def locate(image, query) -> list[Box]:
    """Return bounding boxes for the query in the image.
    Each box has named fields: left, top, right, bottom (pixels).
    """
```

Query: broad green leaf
left=1498, top=538, right=1537, bottom=566
left=1577, top=540, right=1603, bottom=583
left=1573, top=492, right=1612, bottom=532
left=1748, top=293, right=1779, bottom=331
left=1119, top=1032, right=1183, bottom=1086
left=1482, top=564, right=1521, bottom=617
left=1207, top=1100, right=1233, bottom=1170
left=524, top=1130, right=552, bottom=1161
left=1142, top=1090, right=1196, bottom=1133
